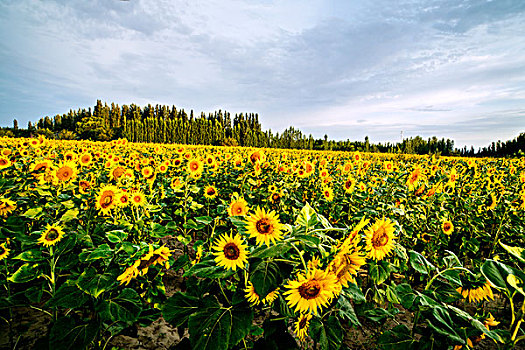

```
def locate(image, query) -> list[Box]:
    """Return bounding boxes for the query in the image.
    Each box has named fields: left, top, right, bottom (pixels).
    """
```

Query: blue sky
left=0, top=0, right=524, bottom=148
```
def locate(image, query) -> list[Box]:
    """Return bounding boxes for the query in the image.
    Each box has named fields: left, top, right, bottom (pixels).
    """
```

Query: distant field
left=0, top=136, right=524, bottom=349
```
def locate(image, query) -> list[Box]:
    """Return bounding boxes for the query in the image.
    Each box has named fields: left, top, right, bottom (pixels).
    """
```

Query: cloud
left=0, top=0, right=524, bottom=148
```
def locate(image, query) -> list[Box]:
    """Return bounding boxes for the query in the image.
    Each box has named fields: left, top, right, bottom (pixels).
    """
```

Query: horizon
left=1, top=0, right=524, bottom=149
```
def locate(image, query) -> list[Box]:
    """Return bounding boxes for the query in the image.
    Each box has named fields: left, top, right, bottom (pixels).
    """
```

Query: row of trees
left=1, top=100, right=523, bottom=156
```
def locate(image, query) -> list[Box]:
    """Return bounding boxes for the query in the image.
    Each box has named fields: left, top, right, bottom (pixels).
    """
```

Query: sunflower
left=384, top=161, right=394, bottom=173
left=457, top=281, right=494, bottom=303
left=365, top=218, right=396, bottom=261
left=117, top=259, right=140, bottom=286
left=343, top=177, right=356, bottom=194
left=78, top=180, right=92, bottom=194
left=55, top=161, right=77, bottom=182
left=442, top=220, right=454, bottom=235
left=170, top=177, right=184, bottom=190
left=109, top=166, right=126, bottom=181
left=96, top=185, right=120, bottom=215
left=203, top=185, right=218, bottom=200
left=152, top=245, right=171, bottom=269
left=262, top=288, right=280, bottom=305
left=212, top=233, right=249, bottom=271
left=269, top=190, right=283, bottom=204
left=246, top=207, right=284, bottom=246
left=187, top=158, right=203, bottom=175
left=130, top=191, right=146, bottom=207
left=0, top=242, right=10, bottom=261
left=322, top=186, right=334, bottom=202
left=406, top=166, right=424, bottom=191
left=64, top=151, right=77, bottom=162
left=38, top=224, right=65, bottom=247
left=0, top=157, right=12, bottom=169
left=284, top=268, right=339, bottom=315
left=79, top=153, right=92, bottom=167
left=0, top=198, right=17, bottom=216
left=353, top=151, right=362, bottom=162
left=329, top=243, right=367, bottom=289
left=249, top=150, right=264, bottom=164
left=294, top=313, right=312, bottom=341
left=117, top=192, right=130, bottom=207
left=486, top=193, right=497, bottom=210
left=244, top=281, right=260, bottom=305
left=227, top=197, right=249, bottom=216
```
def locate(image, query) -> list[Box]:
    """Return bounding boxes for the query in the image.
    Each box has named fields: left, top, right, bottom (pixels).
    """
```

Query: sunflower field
left=0, top=136, right=524, bottom=350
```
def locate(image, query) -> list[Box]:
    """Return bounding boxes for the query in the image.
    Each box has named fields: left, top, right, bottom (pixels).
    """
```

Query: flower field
left=0, top=136, right=524, bottom=349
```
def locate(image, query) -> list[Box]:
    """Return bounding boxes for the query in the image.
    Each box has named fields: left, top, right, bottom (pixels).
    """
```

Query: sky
left=0, top=0, right=524, bottom=149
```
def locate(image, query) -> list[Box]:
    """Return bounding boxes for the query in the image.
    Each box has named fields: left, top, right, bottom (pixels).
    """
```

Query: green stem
left=218, top=279, right=231, bottom=305
left=425, top=267, right=472, bottom=290
left=290, top=243, right=308, bottom=272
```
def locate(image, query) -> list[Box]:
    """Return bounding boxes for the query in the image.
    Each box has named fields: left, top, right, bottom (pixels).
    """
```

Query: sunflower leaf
left=250, top=242, right=291, bottom=259
left=250, top=259, right=281, bottom=296
left=49, top=316, right=98, bottom=350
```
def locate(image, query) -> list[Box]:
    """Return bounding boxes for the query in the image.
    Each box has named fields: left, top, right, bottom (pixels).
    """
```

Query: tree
left=13, top=119, right=18, bottom=130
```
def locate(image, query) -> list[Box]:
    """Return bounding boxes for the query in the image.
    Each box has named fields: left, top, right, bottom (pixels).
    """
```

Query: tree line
left=1, top=100, right=523, bottom=156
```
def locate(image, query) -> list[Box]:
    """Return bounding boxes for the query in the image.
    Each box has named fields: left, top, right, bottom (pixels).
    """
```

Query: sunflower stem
left=290, top=243, right=308, bottom=272
left=425, top=267, right=472, bottom=291
left=218, top=279, right=231, bottom=305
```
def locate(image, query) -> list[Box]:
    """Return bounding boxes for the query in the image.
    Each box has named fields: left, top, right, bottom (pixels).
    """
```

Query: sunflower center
left=298, top=281, right=321, bottom=299
left=190, top=162, right=199, bottom=171
left=45, top=229, right=59, bottom=241
left=443, top=223, right=451, bottom=231
left=256, top=218, right=273, bottom=235
left=223, top=243, right=240, bottom=260
left=298, top=317, right=308, bottom=329
left=207, top=188, right=216, bottom=196
left=372, top=227, right=389, bottom=247
left=0, top=159, right=7, bottom=166
left=113, top=167, right=125, bottom=178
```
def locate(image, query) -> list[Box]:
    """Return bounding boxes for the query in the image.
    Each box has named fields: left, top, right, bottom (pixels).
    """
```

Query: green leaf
left=76, top=268, right=115, bottom=298
left=294, top=234, right=320, bottom=247
left=481, top=259, right=525, bottom=292
left=183, top=257, right=236, bottom=279
left=337, top=296, right=361, bottom=327
left=395, top=283, right=416, bottom=310
left=250, top=259, right=281, bottom=296
left=8, top=263, right=40, bottom=283
left=426, top=305, right=463, bottom=344
left=377, top=324, right=414, bottom=350
left=106, top=230, right=128, bottom=244
left=364, top=308, right=397, bottom=322
left=195, top=216, right=214, bottom=225
left=369, top=260, right=391, bottom=285
left=295, top=202, right=318, bottom=229
left=344, top=283, right=366, bottom=304
left=250, top=242, right=291, bottom=259
left=446, top=305, right=505, bottom=343
left=13, top=249, right=45, bottom=262
left=500, top=242, right=525, bottom=263
left=98, top=288, right=142, bottom=323
left=47, top=284, right=89, bottom=308
left=79, top=244, right=113, bottom=262
left=229, top=305, right=254, bottom=347
left=188, top=296, right=232, bottom=350
left=409, top=250, right=435, bottom=275
left=507, top=274, right=525, bottom=296
left=150, top=222, right=167, bottom=238
left=22, top=207, right=42, bottom=218
left=61, top=208, right=79, bottom=222
left=310, top=316, right=343, bottom=350
left=49, top=317, right=98, bottom=350
left=162, top=292, right=201, bottom=327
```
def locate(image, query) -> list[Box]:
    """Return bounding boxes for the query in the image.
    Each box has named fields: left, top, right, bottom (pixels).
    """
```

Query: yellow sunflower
left=0, top=242, right=10, bottom=261
left=212, top=233, right=249, bottom=271
left=365, top=218, right=396, bottom=261
left=227, top=197, right=249, bottom=216
left=55, top=161, right=77, bottom=182
left=244, top=281, right=260, bottom=305
left=117, top=192, right=130, bottom=207
left=262, top=288, right=280, bottom=305
left=329, top=240, right=367, bottom=288
left=457, top=281, right=494, bottom=303
left=284, top=268, right=338, bottom=315
left=203, top=185, right=218, bottom=200
left=130, top=191, right=146, bottom=207
left=109, top=166, right=126, bottom=181
left=79, top=153, right=92, bottom=167
left=245, top=207, right=284, bottom=246
left=0, top=157, right=12, bottom=169
left=78, top=180, right=92, bottom=195
left=38, top=224, right=65, bottom=247
left=96, top=185, right=120, bottom=215
left=384, top=161, right=394, bottom=173
left=0, top=198, right=17, bottom=216
left=442, top=220, right=454, bottom=235
left=187, top=158, right=203, bottom=175
left=343, top=177, right=356, bottom=194
left=294, top=313, right=312, bottom=341
left=170, top=177, right=184, bottom=190
left=322, top=186, right=334, bottom=202
left=117, top=259, right=140, bottom=286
